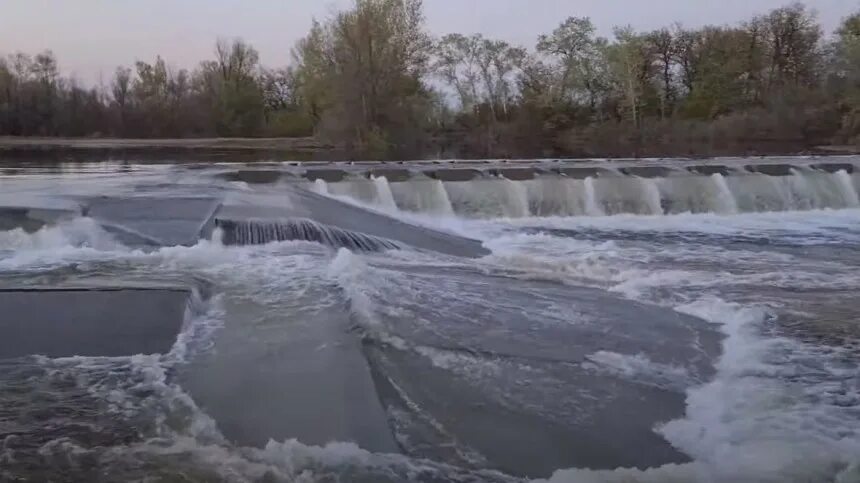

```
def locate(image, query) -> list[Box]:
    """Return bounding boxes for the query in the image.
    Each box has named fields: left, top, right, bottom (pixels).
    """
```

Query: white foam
left=584, top=351, right=694, bottom=391
left=657, top=297, right=860, bottom=481
left=415, top=345, right=501, bottom=379
left=370, top=175, right=398, bottom=211
left=0, top=217, right=129, bottom=269
left=327, top=248, right=382, bottom=331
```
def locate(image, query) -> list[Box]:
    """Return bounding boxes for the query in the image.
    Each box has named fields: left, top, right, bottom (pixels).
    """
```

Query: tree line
left=2, top=0, right=860, bottom=159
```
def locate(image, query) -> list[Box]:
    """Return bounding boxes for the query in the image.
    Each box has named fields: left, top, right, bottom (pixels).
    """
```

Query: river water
left=0, top=160, right=859, bottom=482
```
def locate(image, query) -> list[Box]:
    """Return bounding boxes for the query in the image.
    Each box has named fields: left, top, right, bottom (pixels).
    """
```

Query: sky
left=0, top=0, right=858, bottom=84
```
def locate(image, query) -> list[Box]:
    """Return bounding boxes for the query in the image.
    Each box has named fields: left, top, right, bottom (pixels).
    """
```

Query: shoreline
left=0, top=137, right=857, bottom=162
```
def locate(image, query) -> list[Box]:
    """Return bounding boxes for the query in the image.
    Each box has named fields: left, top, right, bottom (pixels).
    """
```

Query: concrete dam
left=1, top=156, right=859, bottom=482
left=222, top=157, right=860, bottom=217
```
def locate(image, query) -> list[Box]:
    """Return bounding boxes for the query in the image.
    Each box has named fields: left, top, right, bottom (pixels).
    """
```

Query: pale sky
left=0, top=0, right=857, bottom=84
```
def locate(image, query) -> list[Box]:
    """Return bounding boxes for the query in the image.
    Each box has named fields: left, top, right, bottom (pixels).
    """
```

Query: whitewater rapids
left=0, top=160, right=859, bottom=483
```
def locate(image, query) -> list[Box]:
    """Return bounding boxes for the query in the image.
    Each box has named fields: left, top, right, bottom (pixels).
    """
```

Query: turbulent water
left=1, top=159, right=860, bottom=483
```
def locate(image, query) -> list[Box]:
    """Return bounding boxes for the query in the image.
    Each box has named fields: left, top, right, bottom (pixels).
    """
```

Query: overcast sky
left=1, top=0, right=857, bottom=84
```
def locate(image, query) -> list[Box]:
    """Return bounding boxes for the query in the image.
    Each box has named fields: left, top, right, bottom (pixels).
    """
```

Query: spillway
left=3, top=156, right=860, bottom=483
left=299, top=161, right=860, bottom=218
left=215, top=218, right=401, bottom=252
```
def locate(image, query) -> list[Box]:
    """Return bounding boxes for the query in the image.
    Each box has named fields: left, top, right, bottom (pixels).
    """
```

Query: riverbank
left=0, top=137, right=857, bottom=162
left=0, top=137, right=334, bottom=161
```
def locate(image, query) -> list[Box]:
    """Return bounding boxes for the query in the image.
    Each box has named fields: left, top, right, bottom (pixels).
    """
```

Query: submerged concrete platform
left=181, top=292, right=400, bottom=454
left=0, top=287, right=190, bottom=359
left=85, top=197, right=221, bottom=247
left=216, top=186, right=489, bottom=257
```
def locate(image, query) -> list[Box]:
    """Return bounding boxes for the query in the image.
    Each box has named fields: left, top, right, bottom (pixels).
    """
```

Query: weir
left=278, top=158, right=860, bottom=218
left=216, top=217, right=401, bottom=251
left=3, top=157, right=859, bottom=480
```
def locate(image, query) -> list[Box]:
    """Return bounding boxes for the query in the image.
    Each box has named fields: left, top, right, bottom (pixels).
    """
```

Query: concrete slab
left=0, top=208, right=47, bottom=233
left=303, top=169, right=348, bottom=183
left=365, top=168, right=412, bottom=182
left=555, top=167, right=606, bottom=179
left=181, top=294, right=399, bottom=454
left=745, top=164, right=795, bottom=176
left=620, top=166, right=675, bottom=178
left=813, top=163, right=855, bottom=174
left=0, top=287, right=189, bottom=359
left=687, top=165, right=731, bottom=176
left=219, top=170, right=284, bottom=184
left=488, top=167, right=536, bottom=181
left=425, top=168, right=482, bottom=182
left=0, top=201, right=80, bottom=233
left=85, top=197, right=221, bottom=246
left=286, top=187, right=490, bottom=257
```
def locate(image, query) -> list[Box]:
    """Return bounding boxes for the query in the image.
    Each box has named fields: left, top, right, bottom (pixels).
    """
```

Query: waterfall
left=591, top=175, right=663, bottom=215
left=313, top=164, right=860, bottom=219
left=650, top=173, right=737, bottom=214
left=789, top=167, right=856, bottom=209
left=215, top=218, right=400, bottom=252
left=328, top=178, right=376, bottom=205
left=389, top=177, right=454, bottom=215
left=327, top=176, right=398, bottom=210
left=371, top=176, right=398, bottom=211
left=499, top=177, right=530, bottom=218
left=711, top=174, right=739, bottom=214
left=639, top=178, right=664, bottom=215
left=727, top=174, right=793, bottom=212
left=583, top=177, right=604, bottom=216
left=786, top=167, right=823, bottom=210
left=444, top=179, right=530, bottom=218
left=835, top=170, right=860, bottom=207
left=313, top=179, right=329, bottom=195
left=524, top=177, right=585, bottom=216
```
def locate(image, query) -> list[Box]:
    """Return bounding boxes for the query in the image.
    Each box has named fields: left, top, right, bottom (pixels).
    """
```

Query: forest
left=2, top=1, right=860, bottom=159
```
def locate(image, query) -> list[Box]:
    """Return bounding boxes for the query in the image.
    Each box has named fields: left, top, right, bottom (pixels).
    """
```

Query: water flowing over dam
left=291, top=160, right=860, bottom=217
left=1, top=157, right=859, bottom=483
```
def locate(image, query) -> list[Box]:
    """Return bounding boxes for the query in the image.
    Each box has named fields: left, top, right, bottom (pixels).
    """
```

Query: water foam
left=322, top=169, right=860, bottom=219
left=584, top=351, right=695, bottom=391
left=468, top=208, right=860, bottom=482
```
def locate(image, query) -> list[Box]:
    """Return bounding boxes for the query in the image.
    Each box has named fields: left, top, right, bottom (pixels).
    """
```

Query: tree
left=645, top=28, right=676, bottom=118
left=111, top=67, right=132, bottom=135
left=537, top=17, right=610, bottom=113
left=434, top=34, right=483, bottom=111
left=293, top=0, right=433, bottom=157
left=758, top=3, right=822, bottom=89
left=200, top=38, right=266, bottom=136
left=606, top=26, right=652, bottom=126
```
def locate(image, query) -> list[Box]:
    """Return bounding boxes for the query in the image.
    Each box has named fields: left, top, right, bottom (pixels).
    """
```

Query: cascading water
left=444, top=177, right=535, bottom=218
left=215, top=218, right=401, bottom=252
left=314, top=166, right=860, bottom=219
left=327, top=177, right=380, bottom=206
left=591, top=173, right=664, bottom=215
left=5, top=160, right=860, bottom=482
left=312, top=179, right=329, bottom=195
left=835, top=170, right=860, bottom=207
left=370, top=176, right=398, bottom=211
left=712, top=174, right=740, bottom=214
left=524, top=177, right=586, bottom=216
left=389, top=176, right=454, bottom=215
left=657, top=173, right=738, bottom=214
left=640, top=178, right=665, bottom=215
left=790, top=166, right=859, bottom=209
left=583, top=177, right=604, bottom=216
left=499, top=176, right=531, bottom=218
